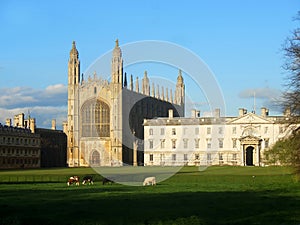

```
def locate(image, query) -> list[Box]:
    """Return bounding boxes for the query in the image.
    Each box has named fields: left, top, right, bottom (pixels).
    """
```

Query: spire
left=161, top=86, right=164, bottom=101
left=152, top=82, right=155, bottom=97
left=68, top=40, right=80, bottom=85
left=156, top=84, right=160, bottom=99
left=170, top=89, right=173, bottom=103
left=130, top=74, right=133, bottom=91
left=175, top=69, right=185, bottom=105
left=136, top=77, right=139, bottom=92
left=111, top=39, right=123, bottom=84
left=166, top=88, right=169, bottom=102
left=124, top=72, right=127, bottom=88
left=142, top=70, right=150, bottom=95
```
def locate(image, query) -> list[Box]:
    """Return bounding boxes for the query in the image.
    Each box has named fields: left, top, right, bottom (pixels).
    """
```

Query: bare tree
left=281, top=12, right=300, bottom=178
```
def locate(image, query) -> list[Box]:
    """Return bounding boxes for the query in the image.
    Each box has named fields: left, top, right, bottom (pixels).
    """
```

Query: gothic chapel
left=66, top=40, right=185, bottom=167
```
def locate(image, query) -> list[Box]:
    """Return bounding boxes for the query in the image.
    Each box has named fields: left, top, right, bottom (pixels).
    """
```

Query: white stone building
left=144, top=108, right=296, bottom=166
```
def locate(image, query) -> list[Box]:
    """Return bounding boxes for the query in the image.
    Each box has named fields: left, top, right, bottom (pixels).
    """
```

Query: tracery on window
left=81, top=99, right=110, bottom=137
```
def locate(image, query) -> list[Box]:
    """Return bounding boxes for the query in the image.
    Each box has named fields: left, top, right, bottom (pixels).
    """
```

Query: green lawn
left=0, top=166, right=299, bottom=225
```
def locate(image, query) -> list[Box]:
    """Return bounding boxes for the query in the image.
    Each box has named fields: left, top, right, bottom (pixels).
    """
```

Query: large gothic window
left=81, top=99, right=110, bottom=137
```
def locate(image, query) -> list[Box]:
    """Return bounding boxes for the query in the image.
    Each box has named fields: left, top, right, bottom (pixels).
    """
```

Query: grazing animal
left=102, top=177, right=114, bottom=185
left=67, top=176, right=80, bottom=186
left=143, top=177, right=156, bottom=186
left=82, top=176, right=94, bottom=185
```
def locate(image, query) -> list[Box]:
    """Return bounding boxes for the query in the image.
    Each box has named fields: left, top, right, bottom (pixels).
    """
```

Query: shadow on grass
left=0, top=186, right=299, bottom=225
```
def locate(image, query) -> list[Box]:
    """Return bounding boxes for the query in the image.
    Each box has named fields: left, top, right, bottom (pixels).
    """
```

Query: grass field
left=0, top=166, right=299, bottom=225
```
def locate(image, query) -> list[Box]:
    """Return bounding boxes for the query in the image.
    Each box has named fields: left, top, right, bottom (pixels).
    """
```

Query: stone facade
left=66, top=40, right=185, bottom=167
left=144, top=108, right=298, bottom=166
left=0, top=114, right=40, bottom=169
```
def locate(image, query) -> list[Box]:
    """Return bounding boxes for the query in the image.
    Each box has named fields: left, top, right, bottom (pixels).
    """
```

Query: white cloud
left=238, top=87, right=283, bottom=114
left=0, top=84, right=68, bottom=129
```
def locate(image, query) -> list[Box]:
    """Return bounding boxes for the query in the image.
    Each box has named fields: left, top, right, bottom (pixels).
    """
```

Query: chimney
left=284, top=107, right=291, bottom=117
left=214, top=108, right=220, bottom=118
left=191, top=109, right=196, bottom=118
left=168, top=109, right=173, bottom=119
left=51, top=119, right=56, bottom=130
left=5, top=118, right=11, bottom=126
left=261, top=107, right=268, bottom=117
left=30, top=118, right=35, bottom=133
left=239, top=108, right=247, bottom=116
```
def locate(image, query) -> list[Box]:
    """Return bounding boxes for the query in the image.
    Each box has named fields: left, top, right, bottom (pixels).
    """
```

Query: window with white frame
left=172, top=154, right=176, bottom=161
left=172, top=128, right=176, bottom=135
left=172, top=139, right=176, bottom=149
left=207, top=153, right=211, bottom=161
left=218, top=139, right=223, bottom=148
left=195, top=138, right=200, bottom=148
left=207, top=138, right=211, bottom=149
left=183, top=139, right=188, bottom=149
left=207, top=127, right=211, bottom=135
left=195, top=127, right=199, bottom=135
left=184, top=154, right=188, bottom=161
left=219, top=153, right=223, bottom=160
left=149, top=140, right=153, bottom=149
left=264, top=126, right=268, bottom=134
left=149, top=128, right=153, bottom=135
left=232, top=153, right=237, bottom=160
left=265, top=139, right=269, bottom=148
left=160, top=128, right=165, bottom=135
left=160, top=139, right=165, bottom=149
left=149, top=154, right=153, bottom=162
left=232, top=138, right=237, bottom=148
left=218, top=127, right=223, bottom=134
left=232, top=127, right=236, bottom=134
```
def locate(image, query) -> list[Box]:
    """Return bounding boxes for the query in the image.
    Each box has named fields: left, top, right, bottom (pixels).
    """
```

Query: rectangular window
left=232, top=139, right=237, bottom=148
left=207, top=139, right=211, bottom=149
left=207, top=127, right=211, bottom=135
left=149, top=129, right=153, bottom=135
left=218, top=127, right=223, bottom=134
left=265, top=139, right=269, bottom=148
left=172, top=139, right=176, bottom=149
left=195, top=138, right=200, bottom=148
left=219, top=139, right=223, bottom=148
left=172, top=128, right=176, bottom=135
left=183, top=128, right=188, bottom=135
left=160, top=128, right=165, bottom=135
left=219, top=153, right=223, bottom=160
left=184, top=154, right=188, bottom=161
left=150, top=154, right=153, bottom=162
left=183, top=139, right=188, bottom=149
left=264, top=127, right=268, bottom=134
left=149, top=140, right=153, bottom=149
left=160, top=139, right=165, bottom=149
left=172, top=154, right=176, bottom=161
left=207, top=153, right=211, bottom=161
left=195, top=153, right=199, bottom=160
left=195, top=127, right=199, bottom=135
left=232, top=127, right=236, bottom=134
left=232, top=153, right=237, bottom=160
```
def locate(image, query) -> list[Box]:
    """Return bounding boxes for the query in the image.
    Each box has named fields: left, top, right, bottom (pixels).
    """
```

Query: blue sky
left=0, top=0, right=299, bottom=128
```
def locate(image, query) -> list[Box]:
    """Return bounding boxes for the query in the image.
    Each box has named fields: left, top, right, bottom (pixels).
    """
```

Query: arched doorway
left=90, top=150, right=100, bottom=166
left=246, top=146, right=254, bottom=166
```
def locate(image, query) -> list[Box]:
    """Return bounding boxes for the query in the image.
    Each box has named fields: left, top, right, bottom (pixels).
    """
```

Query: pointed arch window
left=81, top=99, right=110, bottom=137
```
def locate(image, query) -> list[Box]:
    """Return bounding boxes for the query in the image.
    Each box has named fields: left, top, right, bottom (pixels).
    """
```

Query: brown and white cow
left=67, top=176, right=80, bottom=186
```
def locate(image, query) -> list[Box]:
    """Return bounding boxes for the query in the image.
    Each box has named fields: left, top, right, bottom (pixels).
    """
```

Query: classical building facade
left=144, top=108, right=297, bottom=166
left=0, top=114, right=40, bottom=169
left=0, top=114, right=67, bottom=169
left=66, top=40, right=185, bottom=167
